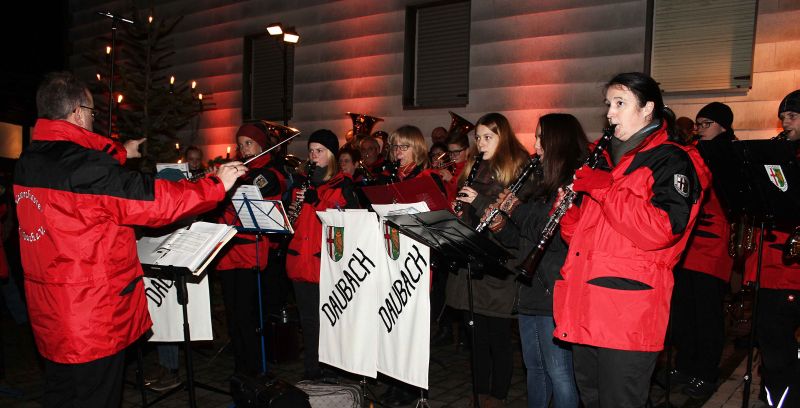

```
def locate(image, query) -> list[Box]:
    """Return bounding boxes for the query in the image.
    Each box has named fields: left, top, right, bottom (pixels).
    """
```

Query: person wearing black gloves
left=285, top=129, right=359, bottom=380
left=491, top=113, right=587, bottom=408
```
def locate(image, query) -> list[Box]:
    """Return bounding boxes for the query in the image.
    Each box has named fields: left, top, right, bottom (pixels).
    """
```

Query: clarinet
left=516, top=126, right=615, bottom=280
left=288, top=161, right=316, bottom=226
left=387, top=160, right=401, bottom=184
left=454, top=152, right=483, bottom=213
left=475, top=155, right=541, bottom=233
left=773, top=130, right=790, bottom=141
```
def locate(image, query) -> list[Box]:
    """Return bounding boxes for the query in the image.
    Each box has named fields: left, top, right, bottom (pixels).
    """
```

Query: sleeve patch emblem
left=673, top=174, right=689, bottom=198
left=254, top=174, right=268, bottom=189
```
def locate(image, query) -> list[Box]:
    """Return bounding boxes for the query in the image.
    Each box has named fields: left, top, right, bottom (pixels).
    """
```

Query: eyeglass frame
left=694, top=120, right=715, bottom=129
left=79, top=105, right=97, bottom=119
left=447, top=147, right=468, bottom=156
left=390, top=144, right=410, bottom=152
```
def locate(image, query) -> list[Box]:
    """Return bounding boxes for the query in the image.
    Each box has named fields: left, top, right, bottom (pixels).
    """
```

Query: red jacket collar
left=32, top=119, right=126, bottom=164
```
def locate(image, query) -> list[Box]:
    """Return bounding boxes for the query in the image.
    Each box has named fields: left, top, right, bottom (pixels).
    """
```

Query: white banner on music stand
left=144, top=275, right=213, bottom=342
left=372, top=203, right=431, bottom=390
left=317, top=210, right=383, bottom=378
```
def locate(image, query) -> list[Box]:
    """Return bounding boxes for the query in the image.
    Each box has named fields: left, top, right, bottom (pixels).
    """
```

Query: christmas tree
left=87, top=7, right=211, bottom=170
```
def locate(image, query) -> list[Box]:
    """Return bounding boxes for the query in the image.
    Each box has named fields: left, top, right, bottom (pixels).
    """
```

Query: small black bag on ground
left=230, top=374, right=311, bottom=408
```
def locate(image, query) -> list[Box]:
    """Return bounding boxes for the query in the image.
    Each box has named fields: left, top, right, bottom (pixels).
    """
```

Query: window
left=648, top=0, right=758, bottom=93
left=404, top=0, right=470, bottom=108
left=243, top=34, right=295, bottom=121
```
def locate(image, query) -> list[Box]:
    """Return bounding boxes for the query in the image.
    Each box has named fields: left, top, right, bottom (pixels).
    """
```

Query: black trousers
left=466, top=312, right=514, bottom=399
left=757, top=288, right=800, bottom=406
left=221, top=267, right=261, bottom=375
left=572, top=344, right=657, bottom=408
left=293, top=280, right=321, bottom=378
left=671, top=268, right=727, bottom=382
left=43, top=349, right=126, bottom=408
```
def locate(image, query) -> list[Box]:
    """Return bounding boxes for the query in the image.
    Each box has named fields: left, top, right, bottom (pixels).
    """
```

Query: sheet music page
left=137, top=222, right=237, bottom=274
left=237, top=200, right=292, bottom=233
left=372, top=202, right=430, bottom=218
left=232, top=185, right=263, bottom=201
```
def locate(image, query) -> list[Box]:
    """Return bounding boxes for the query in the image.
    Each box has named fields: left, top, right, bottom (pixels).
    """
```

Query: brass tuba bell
left=448, top=111, right=475, bottom=139
left=347, top=112, right=383, bottom=138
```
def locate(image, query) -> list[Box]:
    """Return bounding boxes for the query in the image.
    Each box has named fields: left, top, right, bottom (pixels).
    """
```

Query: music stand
left=384, top=209, right=513, bottom=408
left=140, top=265, right=229, bottom=408
left=231, top=193, right=292, bottom=375
left=697, top=139, right=800, bottom=407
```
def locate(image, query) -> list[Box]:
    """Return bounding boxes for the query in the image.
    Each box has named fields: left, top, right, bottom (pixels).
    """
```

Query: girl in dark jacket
left=492, top=113, right=588, bottom=408
left=446, top=112, right=530, bottom=406
left=285, top=129, right=358, bottom=380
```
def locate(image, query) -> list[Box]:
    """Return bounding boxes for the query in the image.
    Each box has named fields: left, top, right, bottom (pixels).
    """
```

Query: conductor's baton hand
left=216, top=162, right=247, bottom=191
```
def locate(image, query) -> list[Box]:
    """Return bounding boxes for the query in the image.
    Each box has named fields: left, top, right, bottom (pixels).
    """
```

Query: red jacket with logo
left=554, top=124, right=710, bottom=352
left=286, top=172, right=357, bottom=283
left=13, top=119, right=226, bottom=364
left=215, top=153, right=286, bottom=271
left=679, top=187, right=734, bottom=282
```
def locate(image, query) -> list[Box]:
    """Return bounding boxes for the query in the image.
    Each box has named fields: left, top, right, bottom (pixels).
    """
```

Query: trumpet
left=356, top=160, right=375, bottom=182
left=431, top=152, right=456, bottom=173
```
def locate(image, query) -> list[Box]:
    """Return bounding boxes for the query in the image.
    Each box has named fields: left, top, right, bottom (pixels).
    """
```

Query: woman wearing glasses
left=446, top=112, right=530, bottom=406
left=285, top=129, right=359, bottom=381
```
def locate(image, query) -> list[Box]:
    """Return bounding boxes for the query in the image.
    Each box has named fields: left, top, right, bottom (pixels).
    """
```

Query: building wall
left=68, top=0, right=798, bottom=159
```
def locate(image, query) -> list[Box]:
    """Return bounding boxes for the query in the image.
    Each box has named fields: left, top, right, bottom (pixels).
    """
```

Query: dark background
left=0, top=2, right=69, bottom=127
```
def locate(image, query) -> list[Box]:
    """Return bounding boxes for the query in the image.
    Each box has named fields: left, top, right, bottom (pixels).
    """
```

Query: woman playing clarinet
left=445, top=112, right=530, bottom=406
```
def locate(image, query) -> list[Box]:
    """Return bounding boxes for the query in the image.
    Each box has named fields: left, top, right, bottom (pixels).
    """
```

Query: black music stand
left=384, top=209, right=513, bottom=408
left=231, top=193, right=292, bottom=375
left=140, top=265, right=229, bottom=408
left=697, top=139, right=800, bottom=408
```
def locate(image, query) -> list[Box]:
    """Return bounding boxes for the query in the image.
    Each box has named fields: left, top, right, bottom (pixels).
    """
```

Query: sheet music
left=232, top=185, right=263, bottom=201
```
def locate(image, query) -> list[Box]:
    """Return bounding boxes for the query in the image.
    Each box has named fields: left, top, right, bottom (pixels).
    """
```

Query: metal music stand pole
left=97, top=11, right=133, bottom=137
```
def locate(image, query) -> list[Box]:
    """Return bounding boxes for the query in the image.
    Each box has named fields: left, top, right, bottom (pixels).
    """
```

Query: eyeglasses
left=80, top=105, right=97, bottom=119
left=695, top=120, right=715, bottom=129
left=447, top=147, right=467, bottom=156
left=390, top=144, right=410, bottom=151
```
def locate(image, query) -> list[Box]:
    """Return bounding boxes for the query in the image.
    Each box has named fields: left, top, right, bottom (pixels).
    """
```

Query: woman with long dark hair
left=553, top=72, right=710, bottom=407
left=446, top=112, right=530, bottom=406
left=492, top=113, right=587, bottom=408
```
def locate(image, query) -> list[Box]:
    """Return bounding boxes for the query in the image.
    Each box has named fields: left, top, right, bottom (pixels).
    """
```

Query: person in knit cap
left=778, top=89, right=800, bottom=141
left=695, top=102, right=735, bottom=141
left=661, top=101, right=736, bottom=398
left=215, top=122, right=288, bottom=377
left=285, top=129, right=358, bottom=380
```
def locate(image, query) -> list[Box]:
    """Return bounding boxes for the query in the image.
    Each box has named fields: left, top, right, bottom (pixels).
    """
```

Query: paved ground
left=0, top=279, right=771, bottom=408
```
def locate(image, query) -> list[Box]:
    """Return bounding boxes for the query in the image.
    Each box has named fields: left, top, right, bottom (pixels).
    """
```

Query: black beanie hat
left=778, top=90, right=800, bottom=117
left=696, top=102, right=734, bottom=132
left=308, top=129, right=340, bottom=156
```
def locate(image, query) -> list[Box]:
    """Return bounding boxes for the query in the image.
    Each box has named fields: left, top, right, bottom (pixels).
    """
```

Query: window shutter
left=408, top=1, right=470, bottom=108
left=245, top=36, right=294, bottom=121
left=651, top=0, right=757, bottom=93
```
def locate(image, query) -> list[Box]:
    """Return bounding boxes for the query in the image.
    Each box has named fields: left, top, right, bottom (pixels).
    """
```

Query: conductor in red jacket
left=13, top=71, right=245, bottom=407
left=554, top=72, right=710, bottom=407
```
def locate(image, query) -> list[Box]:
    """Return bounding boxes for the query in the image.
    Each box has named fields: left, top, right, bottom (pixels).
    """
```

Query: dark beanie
left=696, top=102, right=734, bottom=132
left=778, top=90, right=800, bottom=117
left=308, top=129, right=340, bottom=156
left=236, top=124, right=269, bottom=150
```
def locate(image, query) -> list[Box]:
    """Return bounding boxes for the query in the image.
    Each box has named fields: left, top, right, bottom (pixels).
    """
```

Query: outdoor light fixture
left=283, top=28, right=299, bottom=44
left=267, top=23, right=283, bottom=36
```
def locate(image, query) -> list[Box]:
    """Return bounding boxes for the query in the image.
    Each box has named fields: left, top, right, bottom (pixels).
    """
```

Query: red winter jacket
left=744, top=227, right=800, bottom=290
left=286, top=172, right=357, bottom=283
left=554, top=123, right=710, bottom=352
left=14, top=119, right=226, bottom=364
left=216, top=153, right=286, bottom=271
left=679, top=187, right=734, bottom=282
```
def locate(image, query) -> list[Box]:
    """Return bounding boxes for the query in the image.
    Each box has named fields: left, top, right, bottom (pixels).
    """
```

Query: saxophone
left=475, top=154, right=541, bottom=233
left=516, top=126, right=615, bottom=280
left=454, top=152, right=483, bottom=214
left=288, top=161, right=316, bottom=226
